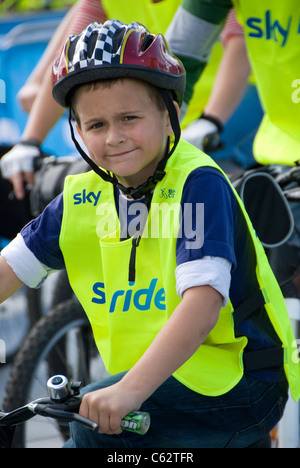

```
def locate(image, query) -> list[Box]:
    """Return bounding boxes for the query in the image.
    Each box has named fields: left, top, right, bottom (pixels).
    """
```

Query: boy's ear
left=166, top=101, right=180, bottom=136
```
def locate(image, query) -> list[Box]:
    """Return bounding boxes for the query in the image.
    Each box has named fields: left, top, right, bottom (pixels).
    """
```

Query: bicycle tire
left=3, top=298, right=108, bottom=448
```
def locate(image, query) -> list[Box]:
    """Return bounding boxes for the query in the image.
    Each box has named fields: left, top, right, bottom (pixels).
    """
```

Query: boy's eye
left=124, top=115, right=137, bottom=122
left=91, top=122, right=103, bottom=129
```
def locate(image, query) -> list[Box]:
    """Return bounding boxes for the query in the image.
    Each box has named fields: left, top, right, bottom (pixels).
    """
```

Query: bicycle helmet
left=52, top=20, right=185, bottom=199
left=52, top=19, right=185, bottom=107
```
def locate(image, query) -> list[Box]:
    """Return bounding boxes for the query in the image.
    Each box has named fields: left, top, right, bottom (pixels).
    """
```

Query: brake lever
left=0, top=398, right=50, bottom=427
left=28, top=401, right=99, bottom=432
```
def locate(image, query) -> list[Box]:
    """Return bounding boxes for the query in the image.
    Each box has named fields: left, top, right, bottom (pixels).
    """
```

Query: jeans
left=64, top=372, right=288, bottom=448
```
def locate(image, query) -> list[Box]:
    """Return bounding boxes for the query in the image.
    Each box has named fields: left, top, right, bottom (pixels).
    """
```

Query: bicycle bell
left=47, top=375, right=70, bottom=402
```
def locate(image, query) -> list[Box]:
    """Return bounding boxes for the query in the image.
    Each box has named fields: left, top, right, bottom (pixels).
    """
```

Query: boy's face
left=74, top=78, right=175, bottom=189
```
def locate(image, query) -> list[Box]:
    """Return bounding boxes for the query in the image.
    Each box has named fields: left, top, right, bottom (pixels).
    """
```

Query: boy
left=0, top=20, right=299, bottom=448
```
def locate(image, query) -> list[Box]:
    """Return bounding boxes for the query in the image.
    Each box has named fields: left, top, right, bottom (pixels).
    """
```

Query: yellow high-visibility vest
left=60, top=139, right=300, bottom=399
left=232, top=0, right=300, bottom=165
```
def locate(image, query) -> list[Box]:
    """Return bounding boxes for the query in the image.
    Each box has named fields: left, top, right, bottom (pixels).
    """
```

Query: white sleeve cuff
left=175, top=256, right=232, bottom=307
left=1, top=233, right=55, bottom=288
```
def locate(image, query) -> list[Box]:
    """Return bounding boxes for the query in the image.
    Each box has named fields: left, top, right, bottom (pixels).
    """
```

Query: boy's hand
left=79, top=382, right=142, bottom=435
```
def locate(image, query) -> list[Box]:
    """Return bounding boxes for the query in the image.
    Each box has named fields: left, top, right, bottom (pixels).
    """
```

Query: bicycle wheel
left=3, top=298, right=109, bottom=448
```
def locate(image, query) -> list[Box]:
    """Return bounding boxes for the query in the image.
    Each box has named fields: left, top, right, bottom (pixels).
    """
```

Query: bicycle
left=0, top=373, right=150, bottom=449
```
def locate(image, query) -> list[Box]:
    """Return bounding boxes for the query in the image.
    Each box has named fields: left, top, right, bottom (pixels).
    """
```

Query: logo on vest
left=246, top=10, right=294, bottom=47
left=292, top=79, right=300, bottom=103
left=91, top=278, right=166, bottom=312
left=73, top=189, right=101, bottom=206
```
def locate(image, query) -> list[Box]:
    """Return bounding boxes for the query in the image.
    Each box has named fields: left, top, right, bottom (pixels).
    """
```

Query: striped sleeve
left=53, top=0, right=107, bottom=58
left=67, top=0, right=107, bottom=36
left=165, top=0, right=232, bottom=105
left=221, top=8, right=244, bottom=48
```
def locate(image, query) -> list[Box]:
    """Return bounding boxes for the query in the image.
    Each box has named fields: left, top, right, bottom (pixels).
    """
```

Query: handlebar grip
left=32, top=403, right=150, bottom=435
left=121, top=411, right=150, bottom=435
left=276, top=166, right=300, bottom=187
left=284, top=187, right=300, bottom=201
left=41, top=406, right=99, bottom=432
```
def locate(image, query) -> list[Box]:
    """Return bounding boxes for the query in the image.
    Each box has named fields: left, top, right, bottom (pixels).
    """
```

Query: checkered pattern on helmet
left=67, top=20, right=131, bottom=73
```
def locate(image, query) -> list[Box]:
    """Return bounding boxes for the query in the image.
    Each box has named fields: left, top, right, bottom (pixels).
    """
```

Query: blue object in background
left=0, top=10, right=76, bottom=157
left=0, top=237, right=9, bottom=249
left=210, top=85, right=264, bottom=169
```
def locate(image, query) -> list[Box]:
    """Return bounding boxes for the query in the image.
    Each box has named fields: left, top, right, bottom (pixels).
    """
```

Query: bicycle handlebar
left=283, top=186, right=300, bottom=201
left=232, top=164, right=300, bottom=202
left=275, top=165, right=300, bottom=188
left=0, top=375, right=150, bottom=436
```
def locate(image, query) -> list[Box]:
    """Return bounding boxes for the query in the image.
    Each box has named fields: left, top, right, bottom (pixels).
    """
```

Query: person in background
left=182, top=9, right=257, bottom=161
left=165, top=0, right=300, bottom=167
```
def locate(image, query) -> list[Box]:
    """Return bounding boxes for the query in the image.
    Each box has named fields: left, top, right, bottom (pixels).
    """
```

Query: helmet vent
left=141, top=34, right=154, bottom=52
left=86, top=31, right=98, bottom=58
left=111, top=27, right=127, bottom=54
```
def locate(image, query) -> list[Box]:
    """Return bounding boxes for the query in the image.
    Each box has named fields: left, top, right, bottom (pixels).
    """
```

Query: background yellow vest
left=60, top=139, right=300, bottom=399
left=232, top=0, right=300, bottom=165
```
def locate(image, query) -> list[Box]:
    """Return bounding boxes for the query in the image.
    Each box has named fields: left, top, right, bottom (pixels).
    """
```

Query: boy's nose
left=106, top=125, right=126, bottom=146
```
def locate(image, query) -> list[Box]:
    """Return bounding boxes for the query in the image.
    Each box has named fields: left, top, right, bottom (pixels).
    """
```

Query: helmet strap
left=159, top=89, right=181, bottom=160
left=68, top=109, right=119, bottom=186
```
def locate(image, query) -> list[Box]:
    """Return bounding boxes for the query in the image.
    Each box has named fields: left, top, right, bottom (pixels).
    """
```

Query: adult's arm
left=166, top=0, right=233, bottom=107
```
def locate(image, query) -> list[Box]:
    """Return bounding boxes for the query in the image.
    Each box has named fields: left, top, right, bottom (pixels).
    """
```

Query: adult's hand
left=0, top=140, right=43, bottom=199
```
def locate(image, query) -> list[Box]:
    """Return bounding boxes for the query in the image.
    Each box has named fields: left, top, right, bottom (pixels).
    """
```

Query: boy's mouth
left=107, top=148, right=136, bottom=158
